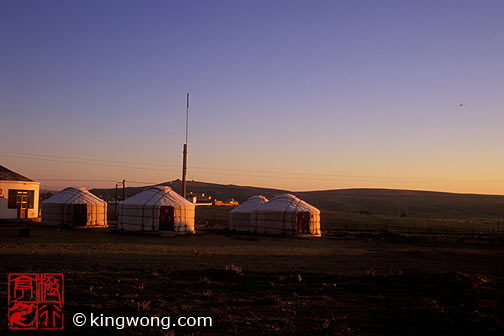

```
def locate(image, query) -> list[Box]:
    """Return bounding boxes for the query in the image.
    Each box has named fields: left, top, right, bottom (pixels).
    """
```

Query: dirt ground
left=1, top=224, right=503, bottom=335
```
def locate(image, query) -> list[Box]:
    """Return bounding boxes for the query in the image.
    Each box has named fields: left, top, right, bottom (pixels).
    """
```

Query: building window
left=8, top=189, right=35, bottom=209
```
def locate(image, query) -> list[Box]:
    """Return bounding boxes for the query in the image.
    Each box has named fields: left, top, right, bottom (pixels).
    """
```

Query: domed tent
left=42, top=187, right=107, bottom=227
left=251, top=194, right=321, bottom=236
left=118, top=186, right=195, bottom=233
left=229, top=195, right=268, bottom=232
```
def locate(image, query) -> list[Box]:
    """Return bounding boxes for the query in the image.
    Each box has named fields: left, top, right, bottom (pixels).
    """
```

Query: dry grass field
left=1, top=215, right=503, bottom=335
left=93, top=181, right=504, bottom=221
left=195, top=206, right=503, bottom=236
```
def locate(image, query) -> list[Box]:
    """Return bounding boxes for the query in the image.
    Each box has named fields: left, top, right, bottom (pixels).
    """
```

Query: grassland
left=195, top=206, right=502, bottom=236
left=91, top=180, right=504, bottom=220
left=1, top=214, right=503, bottom=335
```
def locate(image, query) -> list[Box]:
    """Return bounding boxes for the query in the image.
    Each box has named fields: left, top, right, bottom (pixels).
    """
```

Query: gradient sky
left=1, top=0, right=503, bottom=194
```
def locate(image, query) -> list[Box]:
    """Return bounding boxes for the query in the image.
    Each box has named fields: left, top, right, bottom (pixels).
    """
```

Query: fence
left=322, top=215, right=502, bottom=236
left=107, top=203, right=504, bottom=236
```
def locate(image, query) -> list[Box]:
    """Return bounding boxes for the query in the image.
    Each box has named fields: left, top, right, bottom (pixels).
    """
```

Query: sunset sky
left=1, top=1, right=503, bottom=194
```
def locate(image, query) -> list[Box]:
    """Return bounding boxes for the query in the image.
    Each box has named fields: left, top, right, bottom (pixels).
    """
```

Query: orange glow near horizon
left=2, top=154, right=503, bottom=195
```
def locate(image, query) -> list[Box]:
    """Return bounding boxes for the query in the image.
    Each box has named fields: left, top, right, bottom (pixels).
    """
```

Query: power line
left=0, top=151, right=453, bottom=180
left=33, top=177, right=504, bottom=200
left=35, top=179, right=119, bottom=182
left=3, top=151, right=504, bottom=184
left=14, top=153, right=352, bottom=182
left=1, top=153, right=180, bottom=173
left=5, top=151, right=503, bottom=182
left=0, top=152, right=393, bottom=182
left=0, top=151, right=180, bottom=168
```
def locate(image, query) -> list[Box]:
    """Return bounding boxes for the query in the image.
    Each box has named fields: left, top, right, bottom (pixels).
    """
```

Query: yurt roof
left=231, top=195, right=268, bottom=213
left=0, top=165, right=33, bottom=182
left=254, top=193, right=319, bottom=213
left=42, top=187, right=106, bottom=204
left=121, top=185, right=194, bottom=207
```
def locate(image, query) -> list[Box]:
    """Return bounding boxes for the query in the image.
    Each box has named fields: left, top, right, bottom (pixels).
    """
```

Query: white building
left=251, top=194, right=321, bottom=236
left=229, top=195, right=268, bottom=232
left=0, top=165, right=40, bottom=219
left=42, top=187, right=107, bottom=227
left=119, top=186, right=195, bottom=233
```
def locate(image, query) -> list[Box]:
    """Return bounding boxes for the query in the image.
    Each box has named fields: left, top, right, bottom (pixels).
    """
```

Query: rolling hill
left=90, top=180, right=504, bottom=220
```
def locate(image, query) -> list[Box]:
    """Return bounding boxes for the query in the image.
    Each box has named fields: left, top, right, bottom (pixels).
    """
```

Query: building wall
left=0, top=181, right=40, bottom=219
left=214, top=199, right=239, bottom=206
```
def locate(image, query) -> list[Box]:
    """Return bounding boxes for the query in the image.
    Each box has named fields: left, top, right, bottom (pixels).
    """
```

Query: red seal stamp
left=8, top=273, right=64, bottom=330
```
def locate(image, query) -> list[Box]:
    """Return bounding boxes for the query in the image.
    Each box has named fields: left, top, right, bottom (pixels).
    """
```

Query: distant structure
left=186, top=192, right=238, bottom=206
left=41, top=187, right=107, bottom=227
left=229, top=195, right=268, bottom=232
left=186, top=192, right=213, bottom=205
left=251, top=194, right=321, bottom=236
left=0, top=165, right=40, bottom=219
left=118, top=186, right=195, bottom=234
left=213, top=199, right=239, bottom=206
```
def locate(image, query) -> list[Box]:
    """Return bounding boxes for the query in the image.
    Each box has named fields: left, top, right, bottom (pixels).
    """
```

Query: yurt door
left=16, top=192, right=28, bottom=219
left=73, top=204, right=87, bottom=226
left=296, top=212, right=310, bottom=234
left=159, top=206, right=175, bottom=231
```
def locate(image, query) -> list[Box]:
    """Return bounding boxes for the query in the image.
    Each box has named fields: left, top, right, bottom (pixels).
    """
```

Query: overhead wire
left=4, top=151, right=502, bottom=182
left=0, top=151, right=454, bottom=181
left=2, top=152, right=504, bottom=197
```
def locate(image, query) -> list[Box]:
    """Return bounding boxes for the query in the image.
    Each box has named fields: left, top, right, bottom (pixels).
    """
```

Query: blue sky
left=1, top=1, right=503, bottom=193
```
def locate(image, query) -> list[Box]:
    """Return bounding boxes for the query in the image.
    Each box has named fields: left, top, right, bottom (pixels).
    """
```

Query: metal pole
left=122, top=179, right=125, bottom=202
left=115, top=184, right=118, bottom=219
left=186, top=92, right=189, bottom=144
left=182, top=144, right=187, bottom=198
left=498, top=206, right=502, bottom=233
left=182, top=92, right=189, bottom=198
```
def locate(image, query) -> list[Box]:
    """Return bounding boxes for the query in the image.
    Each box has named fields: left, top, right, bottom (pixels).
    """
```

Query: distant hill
left=90, top=179, right=288, bottom=203
left=296, top=189, right=504, bottom=219
left=90, top=180, right=504, bottom=220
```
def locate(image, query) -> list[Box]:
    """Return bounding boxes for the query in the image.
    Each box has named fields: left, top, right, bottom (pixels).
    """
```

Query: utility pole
left=182, top=92, right=189, bottom=198
left=499, top=205, right=502, bottom=233
left=115, top=183, right=119, bottom=219
left=114, top=180, right=126, bottom=219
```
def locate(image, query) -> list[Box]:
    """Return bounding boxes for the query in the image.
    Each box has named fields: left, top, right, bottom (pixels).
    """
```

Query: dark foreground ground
left=1, top=224, right=503, bottom=335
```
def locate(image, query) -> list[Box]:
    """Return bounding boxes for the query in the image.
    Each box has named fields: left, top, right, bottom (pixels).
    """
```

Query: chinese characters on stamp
left=8, top=273, right=64, bottom=330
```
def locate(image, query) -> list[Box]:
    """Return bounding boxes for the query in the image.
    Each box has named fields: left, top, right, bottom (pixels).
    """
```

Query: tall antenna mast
left=182, top=92, right=189, bottom=198
left=185, top=92, right=189, bottom=144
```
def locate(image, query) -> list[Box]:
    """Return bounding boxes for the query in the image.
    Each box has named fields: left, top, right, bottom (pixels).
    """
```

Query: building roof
left=0, top=165, right=33, bottom=182
left=253, top=193, right=320, bottom=213
left=121, top=185, right=195, bottom=208
left=231, top=195, right=268, bottom=213
left=42, top=187, right=106, bottom=205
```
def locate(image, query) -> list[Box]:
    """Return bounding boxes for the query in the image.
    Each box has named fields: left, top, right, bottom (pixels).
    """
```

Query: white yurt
left=42, top=187, right=107, bottom=227
left=229, top=195, right=268, bottom=232
left=251, top=194, right=321, bottom=236
left=118, top=185, right=195, bottom=233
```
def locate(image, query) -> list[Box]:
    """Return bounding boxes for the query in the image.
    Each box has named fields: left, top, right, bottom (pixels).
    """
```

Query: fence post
left=498, top=206, right=502, bottom=234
